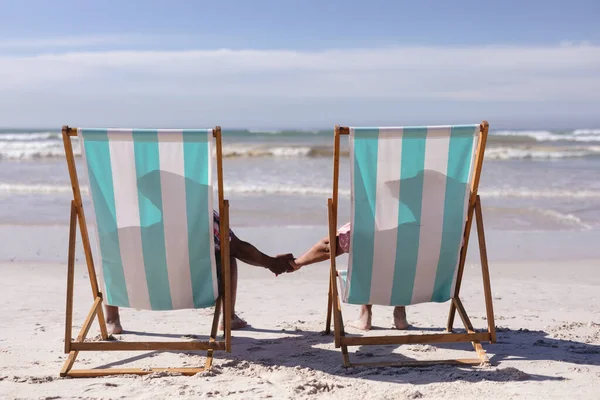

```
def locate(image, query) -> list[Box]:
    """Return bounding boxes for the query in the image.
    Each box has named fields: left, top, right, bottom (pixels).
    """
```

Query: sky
left=1, top=0, right=599, bottom=129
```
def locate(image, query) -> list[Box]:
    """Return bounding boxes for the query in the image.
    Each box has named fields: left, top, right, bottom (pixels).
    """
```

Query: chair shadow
left=90, top=325, right=593, bottom=384
left=123, top=325, right=285, bottom=338
left=351, top=325, right=600, bottom=370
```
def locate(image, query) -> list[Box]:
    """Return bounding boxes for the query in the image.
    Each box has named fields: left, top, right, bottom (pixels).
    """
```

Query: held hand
left=267, top=253, right=296, bottom=275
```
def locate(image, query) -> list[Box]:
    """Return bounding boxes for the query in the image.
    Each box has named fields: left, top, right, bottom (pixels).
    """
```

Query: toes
left=394, top=320, right=409, bottom=330
left=347, top=320, right=371, bottom=331
left=220, top=318, right=248, bottom=331
left=231, top=318, right=248, bottom=330
left=107, top=322, right=123, bottom=335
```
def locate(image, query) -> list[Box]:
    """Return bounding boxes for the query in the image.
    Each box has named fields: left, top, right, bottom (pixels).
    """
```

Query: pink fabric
left=337, top=222, right=352, bottom=253
left=213, top=210, right=236, bottom=252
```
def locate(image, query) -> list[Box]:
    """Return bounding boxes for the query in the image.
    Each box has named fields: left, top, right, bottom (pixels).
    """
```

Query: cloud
left=0, top=43, right=599, bottom=127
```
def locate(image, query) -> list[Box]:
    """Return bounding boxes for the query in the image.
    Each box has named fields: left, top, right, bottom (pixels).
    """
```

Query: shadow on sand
left=91, top=323, right=600, bottom=384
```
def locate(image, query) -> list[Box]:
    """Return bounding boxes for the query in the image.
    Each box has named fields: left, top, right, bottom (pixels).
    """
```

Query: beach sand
left=1, top=225, right=599, bottom=399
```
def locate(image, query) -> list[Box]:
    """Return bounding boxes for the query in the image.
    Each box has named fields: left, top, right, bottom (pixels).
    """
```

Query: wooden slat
left=205, top=296, right=222, bottom=369
left=328, top=199, right=343, bottom=348
left=215, top=126, right=225, bottom=217
left=452, top=298, right=489, bottom=362
left=66, top=367, right=207, bottom=377
left=214, top=126, right=231, bottom=353
left=71, top=341, right=226, bottom=351
left=470, top=121, right=489, bottom=199
left=326, top=125, right=342, bottom=338
left=476, top=195, right=496, bottom=343
left=66, top=127, right=219, bottom=138
left=472, top=341, right=489, bottom=363
left=64, top=201, right=77, bottom=353
left=348, top=358, right=485, bottom=368
left=325, top=284, right=333, bottom=335
left=341, top=345, right=350, bottom=367
left=222, top=200, right=232, bottom=353
left=76, top=297, right=102, bottom=342
left=453, top=297, right=475, bottom=333
left=332, top=126, right=341, bottom=227
left=338, top=126, right=350, bottom=135
left=341, top=331, right=490, bottom=347
left=447, top=121, right=490, bottom=332
left=60, top=351, right=79, bottom=377
left=62, top=125, right=109, bottom=340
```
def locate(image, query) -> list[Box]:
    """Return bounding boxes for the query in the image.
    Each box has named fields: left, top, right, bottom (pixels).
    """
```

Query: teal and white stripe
left=78, top=128, right=218, bottom=310
left=345, top=125, right=479, bottom=306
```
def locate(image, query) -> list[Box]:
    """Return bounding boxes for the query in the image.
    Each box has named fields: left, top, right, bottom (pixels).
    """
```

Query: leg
left=220, top=257, right=247, bottom=331
left=105, top=305, right=122, bottom=335
left=393, top=306, right=409, bottom=330
left=347, top=305, right=372, bottom=331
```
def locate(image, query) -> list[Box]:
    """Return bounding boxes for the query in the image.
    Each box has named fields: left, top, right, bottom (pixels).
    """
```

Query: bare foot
left=393, top=306, right=409, bottom=330
left=104, top=305, right=123, bottom=335
left=219, top=314, right=248, bottom=331
left=347, top=305, right=372, bottom=331
left=106, top=319, right=123, bottom=335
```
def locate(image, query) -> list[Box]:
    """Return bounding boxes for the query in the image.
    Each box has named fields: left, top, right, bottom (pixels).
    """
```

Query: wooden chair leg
left=475, top=196, right=496, bottom=343
left=327, top=199, right=345, bottom=348
left=221, top=200, right=233, bottom=353
left=65, top=201, right=77, bottom=353
left=453, top=297, right=489, bottom=364
left=446, top=303, right=457, bottom=333
left=341, top=344, right=351, bottom=367
left=60, top=297, right=102, bottom=377
left=96, top=302, right=109, bottom=341
left=325, top=278, right=333, bottom=334
left=60, top=351, right=79, bottom=377
left=205, top=297, right=222, bottom=369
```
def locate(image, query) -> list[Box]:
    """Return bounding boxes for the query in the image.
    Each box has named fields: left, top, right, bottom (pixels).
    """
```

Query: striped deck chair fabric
left=78, top=129, right=218, bottom=311
left=342, top=125, right=480, bottom=306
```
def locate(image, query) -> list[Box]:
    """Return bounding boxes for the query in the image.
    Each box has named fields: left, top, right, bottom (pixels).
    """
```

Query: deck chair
left=60, top=126, right=232, bottom=377
left=325, top=121, right=496, bottom=367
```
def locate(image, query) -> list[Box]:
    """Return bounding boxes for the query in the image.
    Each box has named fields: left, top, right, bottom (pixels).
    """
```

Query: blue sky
left=1, top=0, right=599, bottom=128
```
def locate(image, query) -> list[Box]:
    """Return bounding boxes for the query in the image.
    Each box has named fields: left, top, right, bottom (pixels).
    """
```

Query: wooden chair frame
left=60, top=125, right=233, bottom=377
left=325, top=121, right=496, bottom=367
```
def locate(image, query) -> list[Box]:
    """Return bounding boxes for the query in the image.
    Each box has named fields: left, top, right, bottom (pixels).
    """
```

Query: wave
left=9, top=142, right=596, bottom=161
left=0, top=132, right=60, bottom=141
left=2, top=129, right=600, bottom=160
left=0, top=182, right=350, bottom=197
left=529, top=208, right=592, bottom=229
left=0, top=183, right=88, bottom=195
left=0, top=141, right=80, bottom=160
left=486, top=146, right=600, bottom=160
left=246, top=129, right=326, bottom=135
left=2, top=182, right=600, bottom=201
left=223, top=145, right=313, bottom=158
left=0, top=140, right=339, bottom=160
left=479, top=188, right=600, bottom=199
left=573, top=129, right=600, bottom=135
left=492, top=129, right=600, bottom=143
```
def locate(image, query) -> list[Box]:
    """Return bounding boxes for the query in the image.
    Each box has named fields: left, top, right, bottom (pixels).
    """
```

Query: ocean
left=1, top=127, right=599, bottom=234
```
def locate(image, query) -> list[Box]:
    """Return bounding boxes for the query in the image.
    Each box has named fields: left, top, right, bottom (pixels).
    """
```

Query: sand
left=0, top=251, right=599, bottom=399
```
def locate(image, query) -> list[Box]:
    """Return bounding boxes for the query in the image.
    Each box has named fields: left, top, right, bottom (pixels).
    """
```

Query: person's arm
left=290, top=235, right=343, bottom=269
left=229, top=236, right=294, bottom=275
